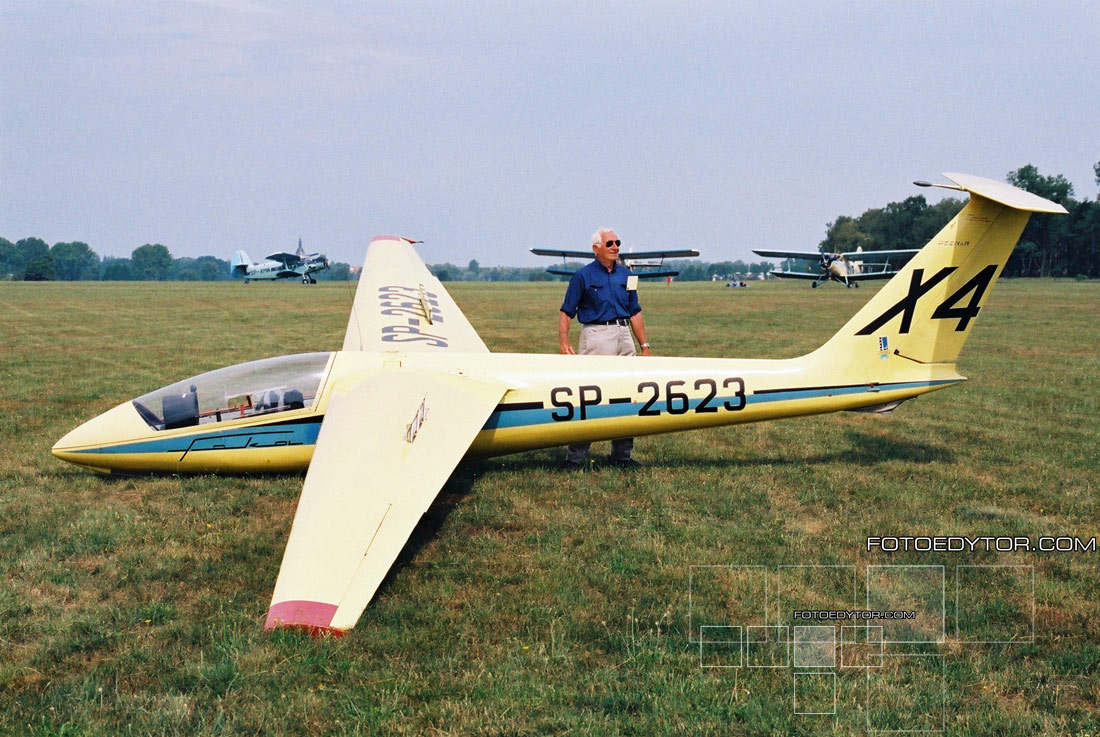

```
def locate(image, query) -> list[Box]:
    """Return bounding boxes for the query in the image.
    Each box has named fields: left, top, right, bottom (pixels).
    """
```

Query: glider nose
left=52, top=401, right=153, bottom=472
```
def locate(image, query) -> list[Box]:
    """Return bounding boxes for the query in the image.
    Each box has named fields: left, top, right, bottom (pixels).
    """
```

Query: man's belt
left=584, top=318, right=630, bottom=326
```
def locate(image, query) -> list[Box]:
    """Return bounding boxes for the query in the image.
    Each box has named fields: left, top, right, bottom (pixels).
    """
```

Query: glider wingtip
left=264, top=599, right=345, bottom=637
left=369, top=235, right=420, bottom=245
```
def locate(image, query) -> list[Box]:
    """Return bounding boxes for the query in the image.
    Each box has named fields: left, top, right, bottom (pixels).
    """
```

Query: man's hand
left=558, top=311, right=575, bottom=354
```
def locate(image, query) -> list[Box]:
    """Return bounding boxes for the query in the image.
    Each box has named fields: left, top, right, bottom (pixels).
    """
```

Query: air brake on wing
left=406, top=398, right=428, bottom=443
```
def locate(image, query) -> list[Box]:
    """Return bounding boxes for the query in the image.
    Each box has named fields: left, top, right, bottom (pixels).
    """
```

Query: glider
left=531, top=247, right=700, bottom=279
left=753, top=246, right=920, bottom=288
left=53, top=173, right=1065, bottom=635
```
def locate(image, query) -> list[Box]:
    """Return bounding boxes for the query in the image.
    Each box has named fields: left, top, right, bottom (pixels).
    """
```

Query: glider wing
left=342, top=236, right=490, bottom=353
left=265, top=367, right=509, bottom=633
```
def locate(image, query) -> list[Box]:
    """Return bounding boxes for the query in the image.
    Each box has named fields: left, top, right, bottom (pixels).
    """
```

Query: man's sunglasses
left=604, top=240, right=621, bottom=247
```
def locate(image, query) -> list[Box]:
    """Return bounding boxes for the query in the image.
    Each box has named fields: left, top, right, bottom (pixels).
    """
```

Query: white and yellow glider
left=52, top=175, right=1066, bottom=635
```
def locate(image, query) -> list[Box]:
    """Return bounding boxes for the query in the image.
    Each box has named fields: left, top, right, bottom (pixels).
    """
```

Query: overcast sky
left=2, top=1, right=1097, bottom=268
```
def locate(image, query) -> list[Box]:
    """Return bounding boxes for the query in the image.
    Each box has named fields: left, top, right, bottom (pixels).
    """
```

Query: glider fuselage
left=51, top=348, right=961, bottom=475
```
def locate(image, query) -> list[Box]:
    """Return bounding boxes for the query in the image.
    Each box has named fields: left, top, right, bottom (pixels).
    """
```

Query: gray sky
left=2, top=1, right=1097, bottom=267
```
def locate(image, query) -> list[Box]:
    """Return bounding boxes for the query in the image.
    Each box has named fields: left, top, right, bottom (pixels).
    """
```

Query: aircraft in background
left=52, top=174, right=1065, bottom=636
left=753, top=246, right=920, bottom=288
left=530, top=247, right=700, bottom=279
left=231, top=238, right=329, bottom=284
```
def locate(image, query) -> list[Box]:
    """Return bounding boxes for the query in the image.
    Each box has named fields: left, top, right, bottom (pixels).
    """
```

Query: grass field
left=1, top=277, right=1097, bottom=735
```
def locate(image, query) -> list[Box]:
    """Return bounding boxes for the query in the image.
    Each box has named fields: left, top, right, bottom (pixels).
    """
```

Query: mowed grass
left=0, top=277, right=1097, bottom=735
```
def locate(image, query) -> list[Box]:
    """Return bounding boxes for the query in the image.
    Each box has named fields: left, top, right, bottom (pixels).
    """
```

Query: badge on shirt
left=626, top=275, right=639, bottom=291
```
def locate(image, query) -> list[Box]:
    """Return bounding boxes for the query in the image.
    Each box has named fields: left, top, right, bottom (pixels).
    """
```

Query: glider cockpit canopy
left=132, top=352, right=332, bottom=430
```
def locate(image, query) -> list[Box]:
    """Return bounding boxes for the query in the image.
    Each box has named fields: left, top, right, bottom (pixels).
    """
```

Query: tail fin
left=230, top=250, right=251, bottom=278
left=814, top=173, right=1065, bottom=368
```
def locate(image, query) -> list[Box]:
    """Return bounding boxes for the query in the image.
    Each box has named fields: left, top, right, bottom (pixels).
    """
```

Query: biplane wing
left=265, top=367, right=509, bottom=633
left=752, top=249, right=823, bottom=260
left=265, top=251, right=303, bottom=265
left=530, top=248, right=700, bottom=260
left=753, top=248, right=920, bottom=261
left=531, top=247, right=700, bottom=278
left=766, top=269, right=821, bottom=280
left=343, top=236, right=490, bottom=353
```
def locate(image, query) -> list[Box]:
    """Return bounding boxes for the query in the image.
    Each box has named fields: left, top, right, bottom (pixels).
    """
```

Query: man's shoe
left=609, top=457, right=642, bottom=469
left=561, top=459, right=585, bottom=472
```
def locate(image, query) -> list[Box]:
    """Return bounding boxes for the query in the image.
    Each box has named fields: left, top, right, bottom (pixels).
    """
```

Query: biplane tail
left=230, top=250, right=251, bottom=277
left=811, top=174, right=1065, bottom=372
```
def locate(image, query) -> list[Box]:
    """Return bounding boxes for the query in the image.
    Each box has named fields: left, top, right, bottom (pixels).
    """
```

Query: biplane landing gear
left=302, top=276, right=317, bottom=284
left=811, top=282, right=819, bottom=288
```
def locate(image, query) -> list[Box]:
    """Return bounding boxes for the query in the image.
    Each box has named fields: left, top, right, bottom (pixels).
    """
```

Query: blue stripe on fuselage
left=482, top=379, right=957, bottom=430
left=77, top=418, right=323, bottom=457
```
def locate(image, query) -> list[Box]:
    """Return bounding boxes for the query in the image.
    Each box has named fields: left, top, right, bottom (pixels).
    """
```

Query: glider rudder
left=813, top=173, right=1066, bottom=369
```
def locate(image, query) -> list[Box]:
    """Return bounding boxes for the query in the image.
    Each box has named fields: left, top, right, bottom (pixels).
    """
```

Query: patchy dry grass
left=1, top=278, right=1097, bottom=735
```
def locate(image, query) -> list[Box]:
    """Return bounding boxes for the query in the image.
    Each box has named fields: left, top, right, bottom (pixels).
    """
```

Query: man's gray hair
left=591, top=227, right=615, bottom=246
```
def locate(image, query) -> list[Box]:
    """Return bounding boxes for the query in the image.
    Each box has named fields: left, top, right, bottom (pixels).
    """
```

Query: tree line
left=4, top=163, right=1096, bottom=282
left=0, top=241, right=357, bottom=282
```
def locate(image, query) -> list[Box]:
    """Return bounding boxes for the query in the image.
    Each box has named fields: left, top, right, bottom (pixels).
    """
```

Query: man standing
left=558, top=227, right=651, bottom=470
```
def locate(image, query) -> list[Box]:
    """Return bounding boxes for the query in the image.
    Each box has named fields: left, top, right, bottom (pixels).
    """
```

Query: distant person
left=558, top=227, right=651, bottom=470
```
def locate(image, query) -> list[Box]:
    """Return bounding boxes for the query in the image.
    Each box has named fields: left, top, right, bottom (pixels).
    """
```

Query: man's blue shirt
left=560, top=260, right=641, bottom=324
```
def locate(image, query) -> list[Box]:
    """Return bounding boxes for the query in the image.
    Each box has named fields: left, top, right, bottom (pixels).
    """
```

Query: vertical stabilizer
left=230, top=250, right=251, bottom=278
left=812, top=174, right=1066, bottom=370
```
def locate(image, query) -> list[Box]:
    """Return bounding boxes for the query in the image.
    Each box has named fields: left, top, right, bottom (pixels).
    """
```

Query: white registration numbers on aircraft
left=548, top=378, right=747, bottom=421
left=378, top=285, right=448, bottom=347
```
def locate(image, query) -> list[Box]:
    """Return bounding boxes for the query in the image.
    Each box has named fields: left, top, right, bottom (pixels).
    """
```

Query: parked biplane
left=53, top=173, right=1065, bottom=635
left=754, top=246, right=920, bottom=288
left=531, top=247, right=700, bottom=279
left=231, top=239, right=329, bottom=283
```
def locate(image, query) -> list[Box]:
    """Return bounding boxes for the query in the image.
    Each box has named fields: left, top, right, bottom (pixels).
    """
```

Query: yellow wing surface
left=265, top=368, right=509, bottom=633
left=342, top=236, right=490, bottom=353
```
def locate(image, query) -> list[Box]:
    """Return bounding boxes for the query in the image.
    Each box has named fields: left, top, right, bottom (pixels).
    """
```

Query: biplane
left=754, top=246, right=920, bottom=288
left=53, top=173, right=1065, bottom=635
left=530, top=247, right=700, bottom=279
left=231, top=241, right=329, bottom=284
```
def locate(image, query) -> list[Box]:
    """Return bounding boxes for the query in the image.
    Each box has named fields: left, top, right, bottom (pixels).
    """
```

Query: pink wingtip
left=265, top=600, right=344, bottom=637
left=369, top=235, right=418, bottom=244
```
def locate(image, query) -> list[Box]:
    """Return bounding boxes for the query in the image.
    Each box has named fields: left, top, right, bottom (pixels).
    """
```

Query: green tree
left=24, top=253, right=55, bottom=281
left=131, top=244, right=173, bottom=280
left=1006, top=165, right=1074, bottom=277
left=101, top=258, right=133, bottom=280
left=0, top=237, right=17, bottom=278
left=198, top=259, right=223, bottom=281
left=14, top=237, right=49, bottom=277
left=51, top=241, right=99, bottom=280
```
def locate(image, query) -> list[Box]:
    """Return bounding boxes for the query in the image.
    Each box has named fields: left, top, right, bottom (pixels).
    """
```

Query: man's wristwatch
left=641, top=343, right=650, bottom=348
